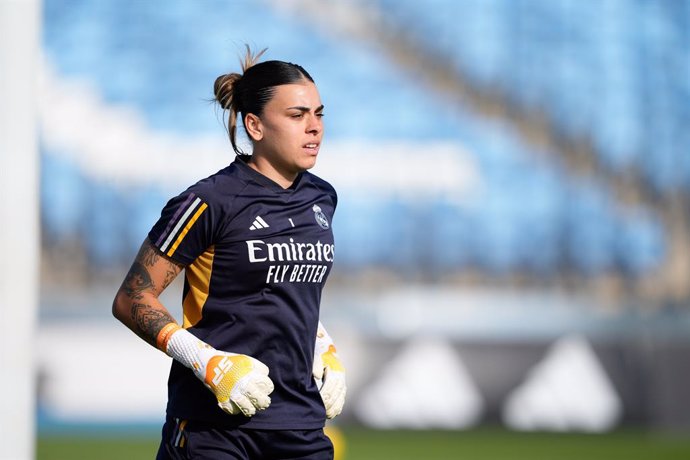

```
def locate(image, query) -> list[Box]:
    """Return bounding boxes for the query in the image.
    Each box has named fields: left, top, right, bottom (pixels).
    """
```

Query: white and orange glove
left=313, top=322, right=347, bottom=419
left=157, top=323, right=274, bottom=417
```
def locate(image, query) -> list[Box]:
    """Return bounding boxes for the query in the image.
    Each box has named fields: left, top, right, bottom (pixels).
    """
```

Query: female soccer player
left=112, top=47, right=346, bottom=460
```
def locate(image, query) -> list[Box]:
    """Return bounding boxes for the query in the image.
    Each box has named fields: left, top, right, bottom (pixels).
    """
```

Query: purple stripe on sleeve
left=155, top=193, right=196, bottom=247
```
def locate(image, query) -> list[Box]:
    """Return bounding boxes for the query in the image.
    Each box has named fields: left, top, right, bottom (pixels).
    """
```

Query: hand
left=161, top=325, right=274, bottom=417
left=196, top=347, right=274, bottom=417
left=313, top=324, right=347, bottom=419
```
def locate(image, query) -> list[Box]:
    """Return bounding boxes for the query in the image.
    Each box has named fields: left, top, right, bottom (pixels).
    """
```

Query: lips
left=303, top=142, right=320, bottom=154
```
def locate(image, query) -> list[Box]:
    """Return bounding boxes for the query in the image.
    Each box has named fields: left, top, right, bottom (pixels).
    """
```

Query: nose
left=306, top=113, right=322, bottom=135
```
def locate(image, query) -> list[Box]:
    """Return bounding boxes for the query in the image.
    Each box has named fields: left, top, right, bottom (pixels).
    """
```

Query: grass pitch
left=37, top=426, right=690, bottom=460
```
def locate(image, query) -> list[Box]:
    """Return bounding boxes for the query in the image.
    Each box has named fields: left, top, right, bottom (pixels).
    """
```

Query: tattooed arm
left=112, top=238, right=184, bottom=348
left=114, top=239, right=275, bottom=416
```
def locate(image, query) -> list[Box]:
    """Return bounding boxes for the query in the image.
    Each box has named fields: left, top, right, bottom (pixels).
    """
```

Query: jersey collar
left=233, top=155, right=305, bottom=193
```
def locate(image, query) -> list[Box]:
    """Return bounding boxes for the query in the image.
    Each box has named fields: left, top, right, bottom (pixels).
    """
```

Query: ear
left=244, top=113, right=263, bottom=142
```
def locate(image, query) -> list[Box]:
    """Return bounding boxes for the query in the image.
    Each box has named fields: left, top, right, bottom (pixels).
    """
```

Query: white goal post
left=0, top=0, right=41, bottom=459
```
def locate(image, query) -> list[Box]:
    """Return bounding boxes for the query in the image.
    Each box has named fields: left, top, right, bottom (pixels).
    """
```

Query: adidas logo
left=249, top=216, right=270, bottom=231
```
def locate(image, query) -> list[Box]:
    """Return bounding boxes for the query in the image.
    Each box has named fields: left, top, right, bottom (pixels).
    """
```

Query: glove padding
left=197, top=347, right=274, bottom=416
left=164, top=327, right=274, bottom=417
left=313, top=324, right=347, bottom=419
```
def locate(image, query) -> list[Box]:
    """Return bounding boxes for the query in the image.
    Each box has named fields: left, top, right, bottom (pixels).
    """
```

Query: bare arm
left=112, top=238, right=184, bottom=348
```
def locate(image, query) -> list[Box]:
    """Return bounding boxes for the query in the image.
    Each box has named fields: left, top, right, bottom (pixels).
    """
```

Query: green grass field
left=37, top=426, right=690, bottom=460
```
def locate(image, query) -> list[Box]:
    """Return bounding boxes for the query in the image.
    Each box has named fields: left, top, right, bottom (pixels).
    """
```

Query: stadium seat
left=41, top=0, right=684, bottom=276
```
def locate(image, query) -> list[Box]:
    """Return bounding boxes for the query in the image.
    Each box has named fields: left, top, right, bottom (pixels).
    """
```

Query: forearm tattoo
left=140, top=243, right=160, bottom=267
left=122, top=261, right=153, bottom=301
left=163, top=266, right=178, bottom=291
left=131, top=303, right=177, bottom=347
left=122, top=241, right=182, bottom=346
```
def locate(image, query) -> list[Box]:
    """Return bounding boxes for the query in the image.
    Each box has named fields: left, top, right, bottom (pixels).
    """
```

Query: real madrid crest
left=313, top=204, right=330, bottom=230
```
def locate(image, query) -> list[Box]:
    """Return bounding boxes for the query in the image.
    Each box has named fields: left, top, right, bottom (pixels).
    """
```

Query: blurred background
left=9, top=0, right=690, bottom=458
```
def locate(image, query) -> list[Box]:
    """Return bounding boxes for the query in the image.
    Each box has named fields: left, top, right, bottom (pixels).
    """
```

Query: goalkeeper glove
left=313, top=322, right=347, bottom=419
left=157, top=323, right=274, bottom=417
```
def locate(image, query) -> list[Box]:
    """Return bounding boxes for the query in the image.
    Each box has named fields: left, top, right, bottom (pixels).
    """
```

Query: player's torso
left=211, top=191, right=335, bottom=297
left=181, top=174, right=336, bottom=345
left=162, top=164, right=337, bottom=427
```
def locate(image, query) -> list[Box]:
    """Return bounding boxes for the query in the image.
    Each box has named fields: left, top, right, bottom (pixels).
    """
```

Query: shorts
left=156, top=416, right=334, bottom=460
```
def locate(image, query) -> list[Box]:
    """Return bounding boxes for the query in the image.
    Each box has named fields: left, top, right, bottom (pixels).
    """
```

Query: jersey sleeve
left=311, top=173, right=338, bottom=212
left=147, top=190, right=215, bottom=266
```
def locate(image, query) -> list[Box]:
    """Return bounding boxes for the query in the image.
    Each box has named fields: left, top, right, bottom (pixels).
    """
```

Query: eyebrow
left=287, top=104, right=325, bottom=113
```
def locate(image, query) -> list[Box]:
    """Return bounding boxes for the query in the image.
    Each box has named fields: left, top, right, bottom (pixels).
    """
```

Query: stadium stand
left=40, top=0, right=680, bottom=291
left=364, top=0, right=689, bottom=194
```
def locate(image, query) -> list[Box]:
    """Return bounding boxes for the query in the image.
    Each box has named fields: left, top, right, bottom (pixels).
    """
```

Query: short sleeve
left=148, top=191, right=215, bottom=266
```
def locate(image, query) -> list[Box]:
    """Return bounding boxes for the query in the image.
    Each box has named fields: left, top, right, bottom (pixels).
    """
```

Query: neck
left=247, top=155, right=298, bottom=189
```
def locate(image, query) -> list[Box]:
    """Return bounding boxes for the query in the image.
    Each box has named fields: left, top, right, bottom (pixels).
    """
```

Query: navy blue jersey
left=148, top=156, right=337, bottom=429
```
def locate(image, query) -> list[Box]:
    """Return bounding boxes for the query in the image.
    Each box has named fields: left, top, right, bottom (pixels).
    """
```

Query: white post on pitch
left=0, top=0, right=41, bottom=459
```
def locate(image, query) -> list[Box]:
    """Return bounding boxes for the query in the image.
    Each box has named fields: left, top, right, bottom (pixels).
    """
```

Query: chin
left=299, top=158, right=318, bottom=171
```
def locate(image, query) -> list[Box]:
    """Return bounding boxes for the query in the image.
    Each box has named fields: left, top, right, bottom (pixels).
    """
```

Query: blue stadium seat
left=41, top=152, right=88, bottom=242
left=41, top=0, right=684, bottom=276
left=81, top=180, right=128, bottom=268
left=426, top=200, right=477, bottom=272
left=564, top=180, right=618, bottom=274
left=363, top=0, right=688, bottom=197
left=123, top=186, right=170, bottom=257
left=333, top=195, right=419, bottom=271
left=615, top=210, right=666, bottom=275
left=515, top=168, right=565, bottom=275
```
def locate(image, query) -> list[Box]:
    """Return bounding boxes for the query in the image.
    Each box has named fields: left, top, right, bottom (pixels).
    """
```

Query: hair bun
left=213, top=72, right=242, bottom=110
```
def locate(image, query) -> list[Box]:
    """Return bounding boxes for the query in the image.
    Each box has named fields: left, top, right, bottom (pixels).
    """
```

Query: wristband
left=156, top=322, right=182, bottom=352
